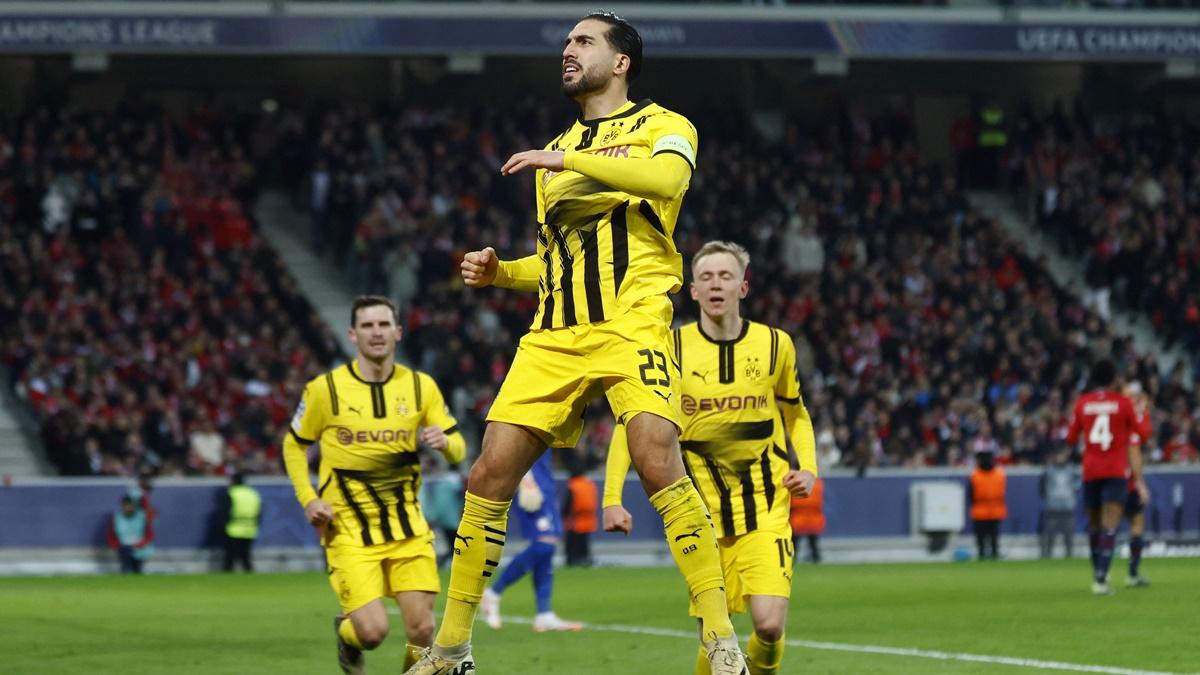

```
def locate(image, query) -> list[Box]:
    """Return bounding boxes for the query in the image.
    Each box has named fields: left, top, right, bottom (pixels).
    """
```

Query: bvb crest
left=744, top=356, right=762, bottom=381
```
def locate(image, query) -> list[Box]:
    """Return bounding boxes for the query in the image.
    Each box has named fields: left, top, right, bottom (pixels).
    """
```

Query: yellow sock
left=695, top=644, right=711, bottom=675
left=434, top=491, right=510, bottom=648
left=650, top=476, right=733, bottom=640
left=403, top=643, right=422, bottom=669
left=747, top=632, right=784, bottom=675
left=337, top=617, right=363, bottom=649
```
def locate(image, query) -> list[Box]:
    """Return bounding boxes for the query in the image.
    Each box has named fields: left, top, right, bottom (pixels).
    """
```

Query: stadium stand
left=292, top=100, right=1198, bottom=470
left=2, top=95, right=1195, bottom=476
left=0, top=102, right=343, bottom=477
left=1011, top=103, right=1200, bottom=361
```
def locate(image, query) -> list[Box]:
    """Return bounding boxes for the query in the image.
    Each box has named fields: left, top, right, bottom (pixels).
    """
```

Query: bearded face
left=561, top=58, right=608, bottom=98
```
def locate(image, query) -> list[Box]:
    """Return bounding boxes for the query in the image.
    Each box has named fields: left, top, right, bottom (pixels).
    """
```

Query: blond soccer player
left=605, top=241, right=818, bottom=675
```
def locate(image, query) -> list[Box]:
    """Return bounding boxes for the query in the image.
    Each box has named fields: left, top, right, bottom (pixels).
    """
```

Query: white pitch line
left=393, top=608, right=1189, bottom=675
left=489, top=614, right=1191, bottom=675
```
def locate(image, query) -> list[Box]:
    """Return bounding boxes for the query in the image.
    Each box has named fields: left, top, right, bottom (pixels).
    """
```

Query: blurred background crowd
left=1, top=94, right=1197, bottom=477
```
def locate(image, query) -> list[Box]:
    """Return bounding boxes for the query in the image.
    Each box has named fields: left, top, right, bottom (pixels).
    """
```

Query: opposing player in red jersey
left=1121, top=382, right=1153, bottom=587
left=1065, top=360, right=1147, bottom=595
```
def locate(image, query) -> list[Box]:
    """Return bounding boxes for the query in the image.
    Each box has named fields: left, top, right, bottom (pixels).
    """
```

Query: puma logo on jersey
left=455, top=534, right=473, bottom=547
left=654, top=391, right=671, bottom=403
left=692, top=370, right=711, bottom=383
left=674, top=527, right=702, bottom=542
left=346, top=404, right=362, bottom=417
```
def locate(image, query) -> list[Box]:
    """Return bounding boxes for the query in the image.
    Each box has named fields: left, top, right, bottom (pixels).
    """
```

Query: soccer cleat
left=531, top=612, right=583, bottom=633
left=702, top=632, right=750, bottom=675
left=1091, top=581, right=1115, bottom=596
left=333, top=615, right=366, bottom=675
left=481, top=588, right=502, bottom=630
left=403, top=643, right=475, bottom=675
left=1125, top=575, right=1151, bottom=588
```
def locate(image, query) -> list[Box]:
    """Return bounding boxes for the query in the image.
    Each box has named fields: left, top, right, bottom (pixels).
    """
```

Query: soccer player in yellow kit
left=407, top=11, right=748, bottom=675
left=283, top=296, right=466, bottom=674
left=605, top=242, right=818, bottom=675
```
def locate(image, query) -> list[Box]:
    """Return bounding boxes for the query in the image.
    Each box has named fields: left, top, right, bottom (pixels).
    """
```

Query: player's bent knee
left=357, top=623, right=389, bottom=650
left=406, top=616, right=435, bottom=646
left=753, top=618, right=785, bottom=643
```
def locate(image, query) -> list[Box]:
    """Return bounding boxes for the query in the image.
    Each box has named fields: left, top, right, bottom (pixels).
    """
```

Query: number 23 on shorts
left=637, top=348, right=671, bottom=387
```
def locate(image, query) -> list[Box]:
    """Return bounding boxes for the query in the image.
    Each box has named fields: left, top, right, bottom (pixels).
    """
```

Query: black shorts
left=1124, top=489, right=1144, bottom=518
left=1082, top=478, right=1127, bottom=511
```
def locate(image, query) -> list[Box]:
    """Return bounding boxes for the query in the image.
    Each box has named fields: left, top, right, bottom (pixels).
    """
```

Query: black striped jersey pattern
left=530, top=99, right=698, bottom=329
left=675, top=320, right=803, bottom=538
left=290, top=361, right=461, bottom=547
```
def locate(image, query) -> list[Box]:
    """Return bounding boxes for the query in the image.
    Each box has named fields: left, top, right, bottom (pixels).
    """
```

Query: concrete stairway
left=971, top=190, right=1194, bottom=386
left=253, top=191, right=357, bottom=356
left=0, top=394, right=49, bottom=477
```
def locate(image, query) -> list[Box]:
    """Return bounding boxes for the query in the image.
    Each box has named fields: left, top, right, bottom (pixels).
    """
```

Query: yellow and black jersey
left=282, top=360, right=466, bottom=548
left=503, top=99, right=698, bottom=330
left=606, top=320, right=817, bottom=538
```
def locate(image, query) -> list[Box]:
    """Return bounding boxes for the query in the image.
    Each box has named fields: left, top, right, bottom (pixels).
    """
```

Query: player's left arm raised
left=775, top=333, right=817, bottom=497
left=417, top=373, right=467, bottom=465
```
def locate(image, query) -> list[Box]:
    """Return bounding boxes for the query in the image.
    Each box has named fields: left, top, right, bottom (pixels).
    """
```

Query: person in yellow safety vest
left=969, top=451, right=1007, bottom=560
left=978, top=105, right=1007, bottom=149
left=224, top=472, right=263, bottom=572
left=976, top=103, right=1008, bottom=187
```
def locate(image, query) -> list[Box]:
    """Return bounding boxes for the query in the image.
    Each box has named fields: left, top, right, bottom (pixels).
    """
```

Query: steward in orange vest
left=790, top=478, right=825, bottom=534
left=563, top=470, right=598, bottom=567
left=969, top=452, right=1006, bottom=560
left=790, top=478, right=825, bottom=564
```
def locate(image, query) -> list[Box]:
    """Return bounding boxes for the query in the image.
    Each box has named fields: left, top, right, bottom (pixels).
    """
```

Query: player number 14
left=775, top=538, right=793, bottom=568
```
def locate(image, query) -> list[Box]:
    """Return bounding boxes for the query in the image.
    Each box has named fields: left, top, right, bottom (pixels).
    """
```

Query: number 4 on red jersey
left=1067, top=390, right=1138, bottom=481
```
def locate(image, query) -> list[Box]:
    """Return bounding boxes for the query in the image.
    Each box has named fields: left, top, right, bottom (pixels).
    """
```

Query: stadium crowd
left=292, top=98, right=1198, bottom=471
left=1009, top=102, right=1200, bottom=366
left=0, top=102, right=342, bottom=477
left=2, top=96, right=1197, bottom=476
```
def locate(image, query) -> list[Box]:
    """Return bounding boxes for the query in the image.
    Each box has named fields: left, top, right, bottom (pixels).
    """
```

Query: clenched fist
left=461, top=247, right=499, bottom=288
left=603, top=505, right=633, bottom=535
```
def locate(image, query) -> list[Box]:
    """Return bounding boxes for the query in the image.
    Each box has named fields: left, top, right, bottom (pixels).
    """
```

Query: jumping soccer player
left=283, top=296, right=466, bottom=673
left=407, top=11, right=748, bottom=675
left=604, top=241, right=817, bottom=675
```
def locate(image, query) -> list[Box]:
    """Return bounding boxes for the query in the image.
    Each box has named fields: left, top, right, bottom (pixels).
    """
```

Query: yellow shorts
left=488, top=294, right=681, bottom=448
left=690, top=525, right=794, bottom=616
left=326, top=530, right=439, bottom=613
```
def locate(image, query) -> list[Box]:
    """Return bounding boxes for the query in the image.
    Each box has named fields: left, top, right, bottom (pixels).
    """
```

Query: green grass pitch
left=1, top=558, right=1197, bottom=674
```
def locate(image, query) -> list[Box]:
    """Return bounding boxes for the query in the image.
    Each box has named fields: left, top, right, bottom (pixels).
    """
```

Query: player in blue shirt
left=480, top=452, right=583, bottom=633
